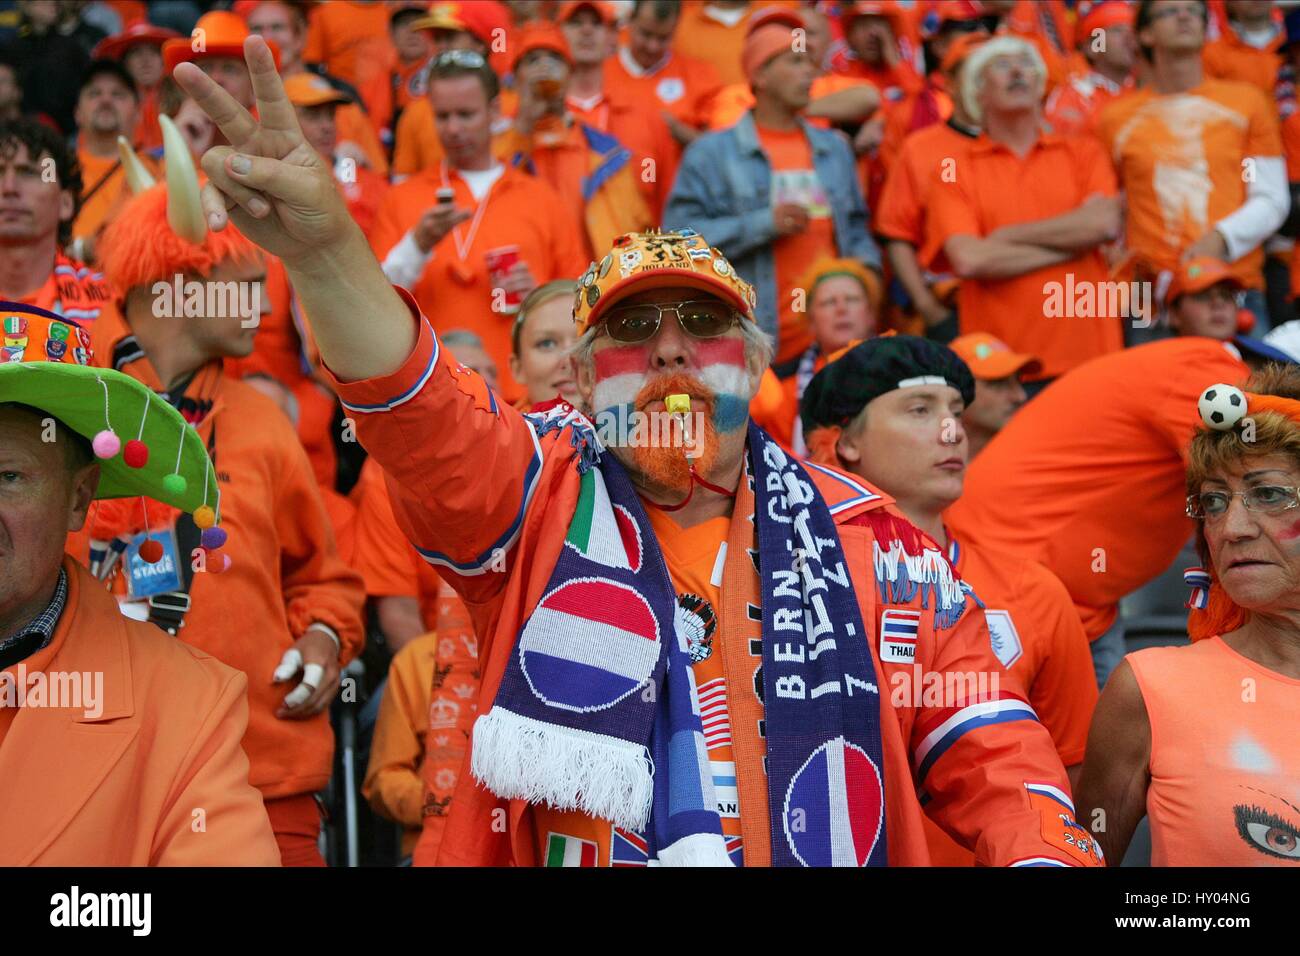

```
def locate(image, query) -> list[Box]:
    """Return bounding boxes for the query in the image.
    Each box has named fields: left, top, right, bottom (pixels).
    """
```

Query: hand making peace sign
left=172, top=35, right=356, bottom=263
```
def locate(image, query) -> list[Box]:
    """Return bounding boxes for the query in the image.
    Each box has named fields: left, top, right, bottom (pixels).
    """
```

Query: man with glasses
left=369, top=48, right=586, bottom=402
left=1097, top=0, right=1287, bottom=332
left=175, top=36, right=1094, bottom=868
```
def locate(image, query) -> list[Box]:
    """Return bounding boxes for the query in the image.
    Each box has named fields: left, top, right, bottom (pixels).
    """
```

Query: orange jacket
left=564, top=88, right=680, bottom=221
left=80, top=315, right=367, bottom=799
left=0, top=559, right=280, bottom=865
left=325, top=289, right=1095, bottom=868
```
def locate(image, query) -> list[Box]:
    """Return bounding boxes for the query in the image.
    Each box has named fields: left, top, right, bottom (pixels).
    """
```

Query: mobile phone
left=436, top=187, right=455, bottom=206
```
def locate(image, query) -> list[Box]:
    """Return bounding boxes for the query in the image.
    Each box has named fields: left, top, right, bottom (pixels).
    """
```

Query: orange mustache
left=628, top=373, right=719, bottom=496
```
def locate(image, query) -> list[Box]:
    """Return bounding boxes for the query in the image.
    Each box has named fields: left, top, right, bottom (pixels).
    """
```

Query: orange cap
left=93, top=22, right=181, bottom=60
left=747, top=6, right=807, bottom=34
left=163, top=10, right=280, bottom=73
left=743, top=23, right=799, bottom=82
left=939, top=31, right=988, bottom=74
left=283, top=72, right=348, bottom=107
left=511, top=20, right=572, bottom=70
left=573, top=229, right=757, bottom=335
left=557, top=1, right=616, bottom=24
left=410, top=3, right=472, bottom=35
left=1166, top=257, right=1245, bottom=305
left=843, top=0, right=904, bottom=30
left=949, top=332, right=1041, bottom=380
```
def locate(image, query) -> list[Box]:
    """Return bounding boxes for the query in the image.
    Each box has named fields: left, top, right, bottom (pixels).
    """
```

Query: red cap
left=94, top=22, right=181, bottom=61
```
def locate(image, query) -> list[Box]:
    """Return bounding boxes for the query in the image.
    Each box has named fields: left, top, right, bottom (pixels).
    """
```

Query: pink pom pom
left=208, top=552, right=232, bottom=574
left=123, top=439, right=149, bottom=468
left=92, top=430, right=121, bottom=459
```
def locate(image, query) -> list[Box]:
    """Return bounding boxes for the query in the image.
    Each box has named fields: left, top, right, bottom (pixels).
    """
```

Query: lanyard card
left=126, top=528, right=184, bottom=599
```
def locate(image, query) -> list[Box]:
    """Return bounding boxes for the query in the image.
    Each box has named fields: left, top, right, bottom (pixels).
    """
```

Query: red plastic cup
left=485, top=245, right=523, bottom=314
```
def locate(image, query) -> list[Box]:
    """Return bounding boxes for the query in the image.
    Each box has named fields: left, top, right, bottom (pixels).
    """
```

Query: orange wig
left=99, top=183, right=263, bottom=294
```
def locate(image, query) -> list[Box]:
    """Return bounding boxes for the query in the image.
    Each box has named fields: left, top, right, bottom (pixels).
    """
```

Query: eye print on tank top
left=1233, top=789, right=1300, bottom=862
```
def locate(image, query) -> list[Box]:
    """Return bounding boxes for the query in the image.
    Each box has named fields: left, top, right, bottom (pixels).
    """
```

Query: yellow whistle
left=665, top=393, right=691, bottom=415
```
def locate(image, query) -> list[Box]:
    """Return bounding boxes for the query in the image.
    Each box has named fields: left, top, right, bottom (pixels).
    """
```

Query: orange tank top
left=1128, top=637, right=1300, bottom=866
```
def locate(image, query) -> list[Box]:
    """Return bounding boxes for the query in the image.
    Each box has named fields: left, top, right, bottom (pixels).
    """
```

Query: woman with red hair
left=1077, top=366, right=1300, bottom=865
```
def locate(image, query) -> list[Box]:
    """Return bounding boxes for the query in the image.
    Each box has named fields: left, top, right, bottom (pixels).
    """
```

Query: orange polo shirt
left=924, top=532, right=1098, bottom=865
left=72, top=143, right=161, bottom=246
left=604, top=46, right=723, bottom=133
left=1202, top=25, right=1283, bottom=97
left=531, top=509, right=738, bottom=866
left=946, top=337, right=1250, bottom=641
left=876, top=119, right=978, bottom=252
left=565, top=87, right=679, bottom=221
left=672, top=1, right=801, bottom=88
left=756, top=123, right=838, bottom=365
left=369, top=164, right=587, bottom=403
left=924, top=131, right=1122, bottom=381
left=1097, top=79, right=1282, bottom=291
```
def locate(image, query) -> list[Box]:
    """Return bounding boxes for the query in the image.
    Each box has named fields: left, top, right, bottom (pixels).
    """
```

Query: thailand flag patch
left=879, top=608, right=921, bottom=663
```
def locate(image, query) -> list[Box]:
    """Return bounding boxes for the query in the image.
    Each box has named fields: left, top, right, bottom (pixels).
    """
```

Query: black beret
left=800, top=335, right=976, bottom=435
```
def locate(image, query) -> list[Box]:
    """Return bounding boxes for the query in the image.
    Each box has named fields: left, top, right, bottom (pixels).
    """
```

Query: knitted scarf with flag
left=471, top=417, right=887, bottom=867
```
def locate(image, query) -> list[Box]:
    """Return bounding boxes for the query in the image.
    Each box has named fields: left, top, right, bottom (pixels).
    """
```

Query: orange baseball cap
left=1076, top=0, right=1135, bottom=41
left=283, top=72, right=349, bottom=108
left=843, top=0, right=904, bottom=30
left=573, top=229, right=757, bottom=335
left=411, top=3, right=472, bottom=35
left=557, top=1, right=617, bottom=24
left=949, top=332, right=1041, bottom=380
left=1165, top=257, right=1244, bottom=305
left=163, top=10, right=280, bottom=73
left=511, top=20, right=573, bottom=70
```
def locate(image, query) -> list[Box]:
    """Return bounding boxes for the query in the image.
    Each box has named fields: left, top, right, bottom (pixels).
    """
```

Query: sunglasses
left=433, top=50, right=487, bottom=70
left=600, top=300, right=740, bottom=344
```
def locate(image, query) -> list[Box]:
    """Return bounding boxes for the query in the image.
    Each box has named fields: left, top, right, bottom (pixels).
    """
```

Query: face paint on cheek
left=1277, top=518, right=1300, bottom=551
left=591, top=343, right=651, bottom=417
left=694, top=337, right=751, bottom=434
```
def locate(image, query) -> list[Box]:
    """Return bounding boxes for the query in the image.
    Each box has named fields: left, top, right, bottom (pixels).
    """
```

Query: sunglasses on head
left=600, top=299, right=741, bottom=344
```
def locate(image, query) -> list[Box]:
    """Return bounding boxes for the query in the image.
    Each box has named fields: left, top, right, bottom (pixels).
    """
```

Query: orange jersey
left=924, top=131, right=1122, bottom=380
left=1129, top=637, right=1300, bottom=866
left=326, top=289, right=1094, bottom=868
left=564, top=88, right=679, bottom=221
left=604, top=45, right=723, bottom=133
left=947, top=338, right=1250, bottom=641
left=368, top=164, right=587, bottom=402
left=1043, top=69, right=1134, bottom=138
left=756, top=122, right=838, bottom=364
left=876, top=80, right=953, bottom=180
left=1097, top=79, right=1283, bottom=290
left=924, top=533, right=1098, bottom=865
left=352, top=456, right=443, bottom=627
left=1202, top=25, right=1284, bottom=97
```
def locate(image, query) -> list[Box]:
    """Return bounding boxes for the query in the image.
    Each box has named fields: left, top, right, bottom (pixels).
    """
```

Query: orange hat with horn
left=101, top=113, right=262, bottom=294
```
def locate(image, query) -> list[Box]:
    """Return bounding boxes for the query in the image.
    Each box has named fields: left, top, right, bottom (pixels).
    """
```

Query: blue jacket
left=663, top=111, right=881, bottom=353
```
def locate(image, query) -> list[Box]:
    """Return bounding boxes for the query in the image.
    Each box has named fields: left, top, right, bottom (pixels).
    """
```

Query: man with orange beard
left=175, top=37, right=1097, bottom=868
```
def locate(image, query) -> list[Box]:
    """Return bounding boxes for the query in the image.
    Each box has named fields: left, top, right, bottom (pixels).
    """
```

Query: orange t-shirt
left=1096, top=79, right=1282, bottom=291
left=531, top=509, right=739, bottom=866
left=1202, top=27, right=1283, bottom=97
left=72, top=144, right=161, bottom=246
left=368, top=164, right=588, bottom=402
left=924, top=131, right=1122, bottom=381
left=756, top=123, right=838, bottom=366
left=604, top=46, right=723, bottom=133
left=672, top=1, right=798, bottom=88
left=946, top=337, right=1250, bottom=641
left=923, top=532, right=1098, bottom=865
left=304, top=0, right=396, bottom=133
left=1129, top=636, right=1300, bottom=866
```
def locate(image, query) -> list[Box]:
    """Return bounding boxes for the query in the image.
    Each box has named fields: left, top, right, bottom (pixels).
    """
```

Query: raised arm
left=174, top=36, right=412, bottom=383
